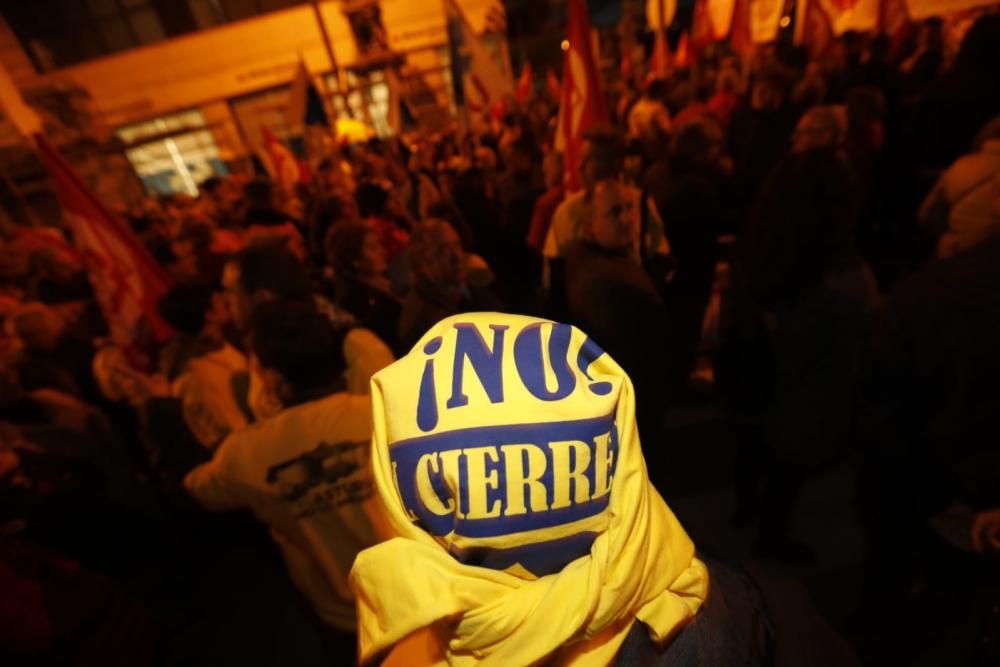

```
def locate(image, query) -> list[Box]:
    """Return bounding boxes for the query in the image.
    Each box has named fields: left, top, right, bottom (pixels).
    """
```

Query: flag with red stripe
left=554, top=0, right=610, bottom=192
left=34, top=134, right=173, bottom=348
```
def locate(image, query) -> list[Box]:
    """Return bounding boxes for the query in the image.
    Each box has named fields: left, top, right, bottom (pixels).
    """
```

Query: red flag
left=515, top=62, right=534, bottom=104
left=651, top=29, right=671, bottom=77
left=690, top=0, right=715, bottom=62
left=555, top=0, right=610, bottom=192
left=674, top=31, right=691, bottom=69
left=730, top=0, right=754, bottom=56
left=261, top=127, right=310, bottom=189
left=650, top=0, right=671, bottom=77
left=878, top=0, right=914, bottom=57
left=546, top=66, right=561, bottom=101
left=34, top=134, right=173, bottom=347
left=795, top=0, right=834, bottom=58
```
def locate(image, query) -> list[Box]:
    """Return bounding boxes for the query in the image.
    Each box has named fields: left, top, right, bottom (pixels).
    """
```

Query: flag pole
left=310, top=1, right=350, bottom=116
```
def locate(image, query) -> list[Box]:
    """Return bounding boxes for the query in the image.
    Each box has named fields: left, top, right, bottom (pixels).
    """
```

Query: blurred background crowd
left=1, top=1, right=1000, bottom=664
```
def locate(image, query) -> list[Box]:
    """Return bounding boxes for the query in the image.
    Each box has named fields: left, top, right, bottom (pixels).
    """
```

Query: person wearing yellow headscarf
left=350, top=313, right=736, bottom=665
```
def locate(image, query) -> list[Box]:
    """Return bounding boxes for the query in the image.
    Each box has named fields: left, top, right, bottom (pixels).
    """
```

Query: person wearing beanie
left=349, top=313, right=774, bottom=665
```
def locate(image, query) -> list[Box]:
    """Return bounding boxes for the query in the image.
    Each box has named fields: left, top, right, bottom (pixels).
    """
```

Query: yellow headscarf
left=350, top=313, right=708, bottom=665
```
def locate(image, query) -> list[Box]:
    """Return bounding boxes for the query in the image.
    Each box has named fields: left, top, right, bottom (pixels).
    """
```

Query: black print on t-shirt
left=266, top=441, right=374, bottom=518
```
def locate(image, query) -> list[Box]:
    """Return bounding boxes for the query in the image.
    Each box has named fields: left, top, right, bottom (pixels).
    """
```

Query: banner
left=554, top=0, right=609, bottom=192
left=286, top=59, right=329, bottom=130
left=34, top=134, right=173, bottom=348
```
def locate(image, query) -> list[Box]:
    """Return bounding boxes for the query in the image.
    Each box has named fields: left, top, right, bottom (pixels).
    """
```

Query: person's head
left=243, top=178, right=277, bottom=211
left=744, top=149, right=859, bottom=307
left=247, top=299, right=346, bottom=407
left=157, top=280, right=216, bottom=337
left=325, top=221, right=387, bottom=279
left=506, top=135, right=539, bottom=175
left=671, top=117, right=724, bottom=169
left=584, top=180, right=639, bottom=251
left=28, top=246, right=81, bottom=285
left=0, top=236, right=30, bottom=284
left=846, top=86, right=886, bottom=142
left=792, top=105, right=846, bottom=153
left=579, top=125, right=625, bottom=192
left=424, top=200, right=475, bottom=251
left=171, top=215, right=214, bottom=260
left=645, top=78, right=668, bottom=101
left=409, top=218, right=465, bottom=289
left=6, top=302, right=63, bottom=351
left=355, top=182, right=390, bottom=219
left=222, top=239, right=312, bottom=331
left=751, top=68, right=788, bottom=111
left=715, top=67, right=741, bottom=95
left=972, top=114, right=1000, bottom=151
left=867, top=34, right=890, bottom=64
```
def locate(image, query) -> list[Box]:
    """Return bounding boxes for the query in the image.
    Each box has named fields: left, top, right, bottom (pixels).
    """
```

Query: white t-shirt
left=185, top=392, right=394, bottom=630
left=172, top=343, right=250, bottom=450
left=542, top=187, right=670, bottom=260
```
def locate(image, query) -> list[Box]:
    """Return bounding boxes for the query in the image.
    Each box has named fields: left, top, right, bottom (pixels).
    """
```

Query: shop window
left=117, top=110, right=228, bottom=196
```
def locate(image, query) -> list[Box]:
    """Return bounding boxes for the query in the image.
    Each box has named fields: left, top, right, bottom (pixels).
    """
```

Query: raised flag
left=286, top=59, right=329, bottom=129
left=515, top=62, right=534, bottom=105
left=554, top=0, right=610, bottom=192
left=261, top=126, right=309, bottom=189
left=546, top=67, right=561, bottom=101
left=620, top=43, right=632, bottom=80
left=878, top=0, right=914, bottom=54
left=690, top=0, right=716, bottom=61
left=795, top=0, right=835, bottom=57
left=674, top=31, right=691, bottom=69
left=751, top=0, right=786, bottom=43
left=444, top=0, right=512, bottom=116
left=34, top=134, right=173, bottom=348
left=730, top=0, right=754, bottom=56
left=651, top=28, right=672, bottom=78
left=707, top=0, right=738, bottom=39
left=650, top=0, right=672, bottom=78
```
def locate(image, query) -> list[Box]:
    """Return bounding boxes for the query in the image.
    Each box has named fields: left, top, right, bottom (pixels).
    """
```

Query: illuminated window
left=325, top=71, right=392, bottom=138
left=229, top=86, right=308, bottom=159
left=117, top=110, right=228, bottom=196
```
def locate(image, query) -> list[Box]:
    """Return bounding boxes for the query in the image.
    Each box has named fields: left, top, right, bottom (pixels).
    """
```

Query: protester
left=727, top=149, right=879, bottom=560
left=856, top=231, right=1000, bottom=664
left=350, top=314, right=858, bottom=666
left=917, top=114, right=1000, bottom=259
left=185, top=300, right=393, bottom=657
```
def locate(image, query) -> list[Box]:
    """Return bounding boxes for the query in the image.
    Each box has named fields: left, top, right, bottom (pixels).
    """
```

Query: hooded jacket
left=349, top=313, right=708, bottom=665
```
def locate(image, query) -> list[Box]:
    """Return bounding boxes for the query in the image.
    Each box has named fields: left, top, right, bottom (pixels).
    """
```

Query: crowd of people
left=2, top=10, right=1000, bottom=665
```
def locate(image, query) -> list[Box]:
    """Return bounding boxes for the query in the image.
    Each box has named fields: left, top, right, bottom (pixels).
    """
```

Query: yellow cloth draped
left=350, top=313, right=708, bottom=665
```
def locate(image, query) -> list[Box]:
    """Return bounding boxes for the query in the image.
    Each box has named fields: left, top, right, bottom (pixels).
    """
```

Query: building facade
left=0, top=0, right=508, bottom=198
